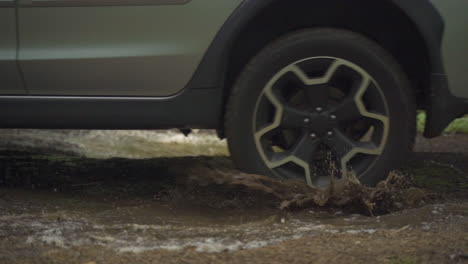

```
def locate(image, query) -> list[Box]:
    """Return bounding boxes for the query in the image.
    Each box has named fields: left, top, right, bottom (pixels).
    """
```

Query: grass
left=417, top=112, right=468, bottom=134
left=406, top=161, right=463, bottom=192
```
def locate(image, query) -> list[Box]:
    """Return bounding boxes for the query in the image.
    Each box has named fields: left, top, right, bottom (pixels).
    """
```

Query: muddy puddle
left=0, top=130, right=467, bottom=263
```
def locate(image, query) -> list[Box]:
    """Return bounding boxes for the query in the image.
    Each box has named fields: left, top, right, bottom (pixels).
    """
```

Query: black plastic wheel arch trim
left=424, top=74, right=468, bottom=138
left=0, top=89, right=222, bottom=129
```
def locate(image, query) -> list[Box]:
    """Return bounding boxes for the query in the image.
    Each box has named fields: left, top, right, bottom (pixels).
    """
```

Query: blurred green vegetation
left=417, top=112, right=468, bottom=134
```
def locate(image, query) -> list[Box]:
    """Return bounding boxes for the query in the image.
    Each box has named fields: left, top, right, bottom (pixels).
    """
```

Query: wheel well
left=225, top=0, right=430, bottom=110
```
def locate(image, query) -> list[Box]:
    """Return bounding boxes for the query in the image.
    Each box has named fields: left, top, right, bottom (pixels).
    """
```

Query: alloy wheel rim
left=253, top=57, right=390, bottom=188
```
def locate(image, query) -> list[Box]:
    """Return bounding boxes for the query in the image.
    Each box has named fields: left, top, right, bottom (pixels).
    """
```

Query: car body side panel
left=0, top=2, right=25, bottom=95
left=17, top=0, right=242, bottom=96
left=17, top=0, right=191, bottom=7
left=430, top=0, right=468, bottom=99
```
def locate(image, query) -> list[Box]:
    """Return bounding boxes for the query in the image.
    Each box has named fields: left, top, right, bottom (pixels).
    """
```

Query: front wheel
left=225, top=28, right=415, bottom=188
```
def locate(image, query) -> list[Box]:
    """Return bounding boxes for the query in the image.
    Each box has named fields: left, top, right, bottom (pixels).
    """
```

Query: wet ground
left=0, top=130, right=467, bottom=264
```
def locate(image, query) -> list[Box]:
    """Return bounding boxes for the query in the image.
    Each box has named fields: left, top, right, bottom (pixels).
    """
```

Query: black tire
left=225, top=28, right=415, bottom=187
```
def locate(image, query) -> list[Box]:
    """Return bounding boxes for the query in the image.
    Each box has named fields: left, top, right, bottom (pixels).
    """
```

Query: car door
left=17, top=0, right=242, bottom=96
left=0, top=0, right=26, bottom=95
left=430, top=0, right=468, bottom=99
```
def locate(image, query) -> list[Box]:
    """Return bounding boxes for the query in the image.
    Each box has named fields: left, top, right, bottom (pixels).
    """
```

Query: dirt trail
left=0, top=131, right=467, bottom=264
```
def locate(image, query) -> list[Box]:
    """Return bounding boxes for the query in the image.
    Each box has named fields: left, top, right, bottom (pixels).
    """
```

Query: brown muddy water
left=0, top=130, right=467, bottom=264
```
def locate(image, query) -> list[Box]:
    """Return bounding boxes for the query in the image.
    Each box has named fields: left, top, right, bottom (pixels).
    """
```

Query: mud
left=0, top=130, right=467, bottom=263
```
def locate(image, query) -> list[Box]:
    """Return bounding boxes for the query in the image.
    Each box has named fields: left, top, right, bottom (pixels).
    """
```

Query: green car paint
left=17, top=0, right=192, bottom=7
left=0, top=5, right=25, bottom=94
left=17, top=0, right=242, bottom=96
left=430, top=0, right=468, bottom=98
left=0, top=1, right=466, bottom=101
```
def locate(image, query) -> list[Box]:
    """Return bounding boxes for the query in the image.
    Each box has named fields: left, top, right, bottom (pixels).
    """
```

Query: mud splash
left=169, top=165, right=429, bottom=216
left=0, top=129, right=435, bottom=216
left=0, top=149, right=429, bottom=216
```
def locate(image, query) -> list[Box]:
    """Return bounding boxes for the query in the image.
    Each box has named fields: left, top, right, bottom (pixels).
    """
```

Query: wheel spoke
left=331, top=74, right=369, bottom=120
left=289, top=59, right=343, bottom=86
left=325, top=130, right=358, bottom=158
left=287, top=61, right=342, bottom=109
left=254, top=80, right=284, bottom=140
left=264, top=154, right=314, bottom=186
left=332, top=97, right=362, bottom=122
left=263, top=134, right=319, bottom=186
left=281, top=105, right=309, bottom=128
left=325, top=130, right=381, bottom=175
left=291, top=134, right=320, bottom=163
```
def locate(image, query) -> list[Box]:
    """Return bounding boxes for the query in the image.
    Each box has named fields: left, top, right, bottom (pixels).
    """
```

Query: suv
left=1, top=0, right=467, bottom=188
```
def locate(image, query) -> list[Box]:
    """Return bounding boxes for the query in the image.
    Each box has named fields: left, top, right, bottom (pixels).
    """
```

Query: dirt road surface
left=0, top=130, right=467, bottom=264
